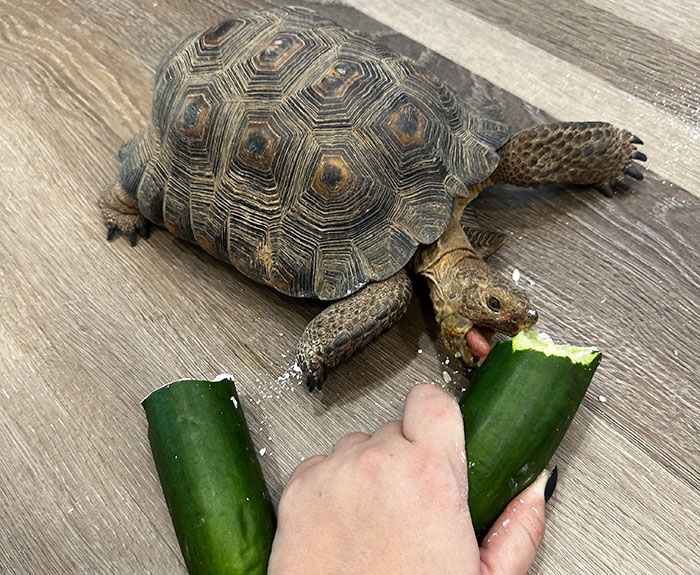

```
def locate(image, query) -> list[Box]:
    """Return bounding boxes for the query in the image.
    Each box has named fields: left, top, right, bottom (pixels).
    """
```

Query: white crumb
left=67, top=508, right=74, bottom=514
left=259, top=448, right=266, bottom=456
left=442, top=371, right=452, bottom=384
left=598, top=395, right=607, bottom=403
left=528, top=278, right=535, bottom=286
left=417, top=348, right=423, bottom=354
left=230, top=395, right=238, bottom=408
left=512, top=268, right=521, bottom=283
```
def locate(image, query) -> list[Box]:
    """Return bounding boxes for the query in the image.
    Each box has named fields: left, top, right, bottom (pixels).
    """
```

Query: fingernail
left=544, top=466, right=558, bottom=503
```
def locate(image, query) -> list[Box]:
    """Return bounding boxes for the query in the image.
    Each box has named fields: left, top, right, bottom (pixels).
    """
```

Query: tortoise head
left=421, top=251, right=538, bottom=365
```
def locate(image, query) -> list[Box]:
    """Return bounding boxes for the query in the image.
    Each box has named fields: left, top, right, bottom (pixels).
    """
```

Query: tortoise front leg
left=297, top=269, right=413, bottom=391
left=482, top=122, right=646, bottom=196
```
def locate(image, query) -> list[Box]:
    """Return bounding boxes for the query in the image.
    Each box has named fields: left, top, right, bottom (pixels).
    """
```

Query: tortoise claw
left=104, top=223, right=151, bottom=245
left=612, top=180, right=630, bottom=193
left=625, top=165, right=644, bottom=181
left=630, top=135, right=644, bottom=145
left=139, top=221, right=152, bottom=239
left=596, top=183, right=615, bottom=198
left=596, top=176, right=633, bottom=197
left=632, top=151, right=647, bottom=162
left=304, top=371, right=326, bottom=392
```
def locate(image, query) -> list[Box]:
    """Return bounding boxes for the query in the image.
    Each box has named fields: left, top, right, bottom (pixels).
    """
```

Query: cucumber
left=461, top=330, right=602, bottom=540
left=142, top=376, right=275, bottom=575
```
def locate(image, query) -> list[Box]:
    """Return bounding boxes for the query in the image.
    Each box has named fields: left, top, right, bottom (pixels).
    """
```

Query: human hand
left=268, top=384, right=554, bottom=575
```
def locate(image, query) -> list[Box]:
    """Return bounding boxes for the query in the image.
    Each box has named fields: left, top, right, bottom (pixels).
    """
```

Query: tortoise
left=99, top=7, right=646, bottom=390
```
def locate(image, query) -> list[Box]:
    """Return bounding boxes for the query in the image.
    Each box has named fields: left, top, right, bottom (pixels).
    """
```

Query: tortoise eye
left=487, top=296, right=502, bottom=311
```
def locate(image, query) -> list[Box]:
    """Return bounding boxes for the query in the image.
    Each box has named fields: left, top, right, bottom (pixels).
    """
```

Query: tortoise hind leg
left=297, top=269, right=413, bottom=391
left=98, top=180, right=149, bottom=246
left=485, top=122, right=646, bottom=196
left=99, top=127, right=157, bottom=245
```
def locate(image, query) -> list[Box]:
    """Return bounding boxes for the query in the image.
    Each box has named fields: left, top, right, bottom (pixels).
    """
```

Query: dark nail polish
left=544, top=466, right=558, bottom=502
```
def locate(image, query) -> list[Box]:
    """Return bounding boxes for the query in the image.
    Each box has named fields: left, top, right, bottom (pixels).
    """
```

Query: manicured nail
left=544, top=465, right=558, bottom=502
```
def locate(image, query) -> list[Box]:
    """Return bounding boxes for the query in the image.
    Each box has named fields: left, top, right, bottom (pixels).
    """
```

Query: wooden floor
left=1, top=1, right=698, bottom=573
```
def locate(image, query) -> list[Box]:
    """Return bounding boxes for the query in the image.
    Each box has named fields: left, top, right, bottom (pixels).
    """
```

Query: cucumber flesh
left=461, top=330, right=602, bottom=540
left=143, top=377, right=275, bottom=575
left=511, top=329, right=600, bottom=364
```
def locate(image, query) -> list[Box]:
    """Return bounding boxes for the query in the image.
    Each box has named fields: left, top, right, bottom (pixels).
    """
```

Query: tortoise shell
left=125, top=7, right=509, bottom=300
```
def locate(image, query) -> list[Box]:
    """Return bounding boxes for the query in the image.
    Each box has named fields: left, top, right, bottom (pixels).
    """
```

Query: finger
left=401, top=384, right=464, bottom=455
left=479, top=468, right=555, bottom=575
left=332, top=431, right=370, bottom=453
left=370, top=420, right=403, bottom=441
left=288, top=454, right=326, bottom=483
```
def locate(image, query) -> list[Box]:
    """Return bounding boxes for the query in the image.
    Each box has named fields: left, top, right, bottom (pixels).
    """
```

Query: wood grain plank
left=531, top=417, right=699, bottom=574
left=586, top=0, right=700, bottom=53
left=448, top=0, right=700, bottom=123
left=0, top=1, right=698, bottom=574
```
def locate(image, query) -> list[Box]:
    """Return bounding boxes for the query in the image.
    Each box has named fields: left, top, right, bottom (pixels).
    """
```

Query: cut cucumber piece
left=461, top=330, right=601, bottom=540
left=143, top=376, right=275, bottom=574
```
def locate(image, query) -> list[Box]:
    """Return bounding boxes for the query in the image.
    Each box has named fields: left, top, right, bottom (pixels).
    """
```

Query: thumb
left=478, top=467, right=557, bottom=575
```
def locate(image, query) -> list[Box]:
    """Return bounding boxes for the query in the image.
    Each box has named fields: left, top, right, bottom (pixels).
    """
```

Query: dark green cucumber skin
left=143, top=379, right=275, bottom=575
left=460, top=341, right=601, bottom=541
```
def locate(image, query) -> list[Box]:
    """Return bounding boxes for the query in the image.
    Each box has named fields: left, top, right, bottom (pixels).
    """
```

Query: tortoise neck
left=467, top=175, right=498, bottom=197
left=413, top=213, right=480, bottom=276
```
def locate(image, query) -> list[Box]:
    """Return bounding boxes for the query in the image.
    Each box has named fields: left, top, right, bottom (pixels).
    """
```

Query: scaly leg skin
left=484, top=122, right=646, bottom=196
left=297, top=269, right=413, bottom=392
left=98, top=180, right=149, bottom=246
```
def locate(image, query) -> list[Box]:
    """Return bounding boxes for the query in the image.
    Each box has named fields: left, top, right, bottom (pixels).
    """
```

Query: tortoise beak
left=513, top=307, right=539, bottom=332
left=493, top=307, right=538, bottom=335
